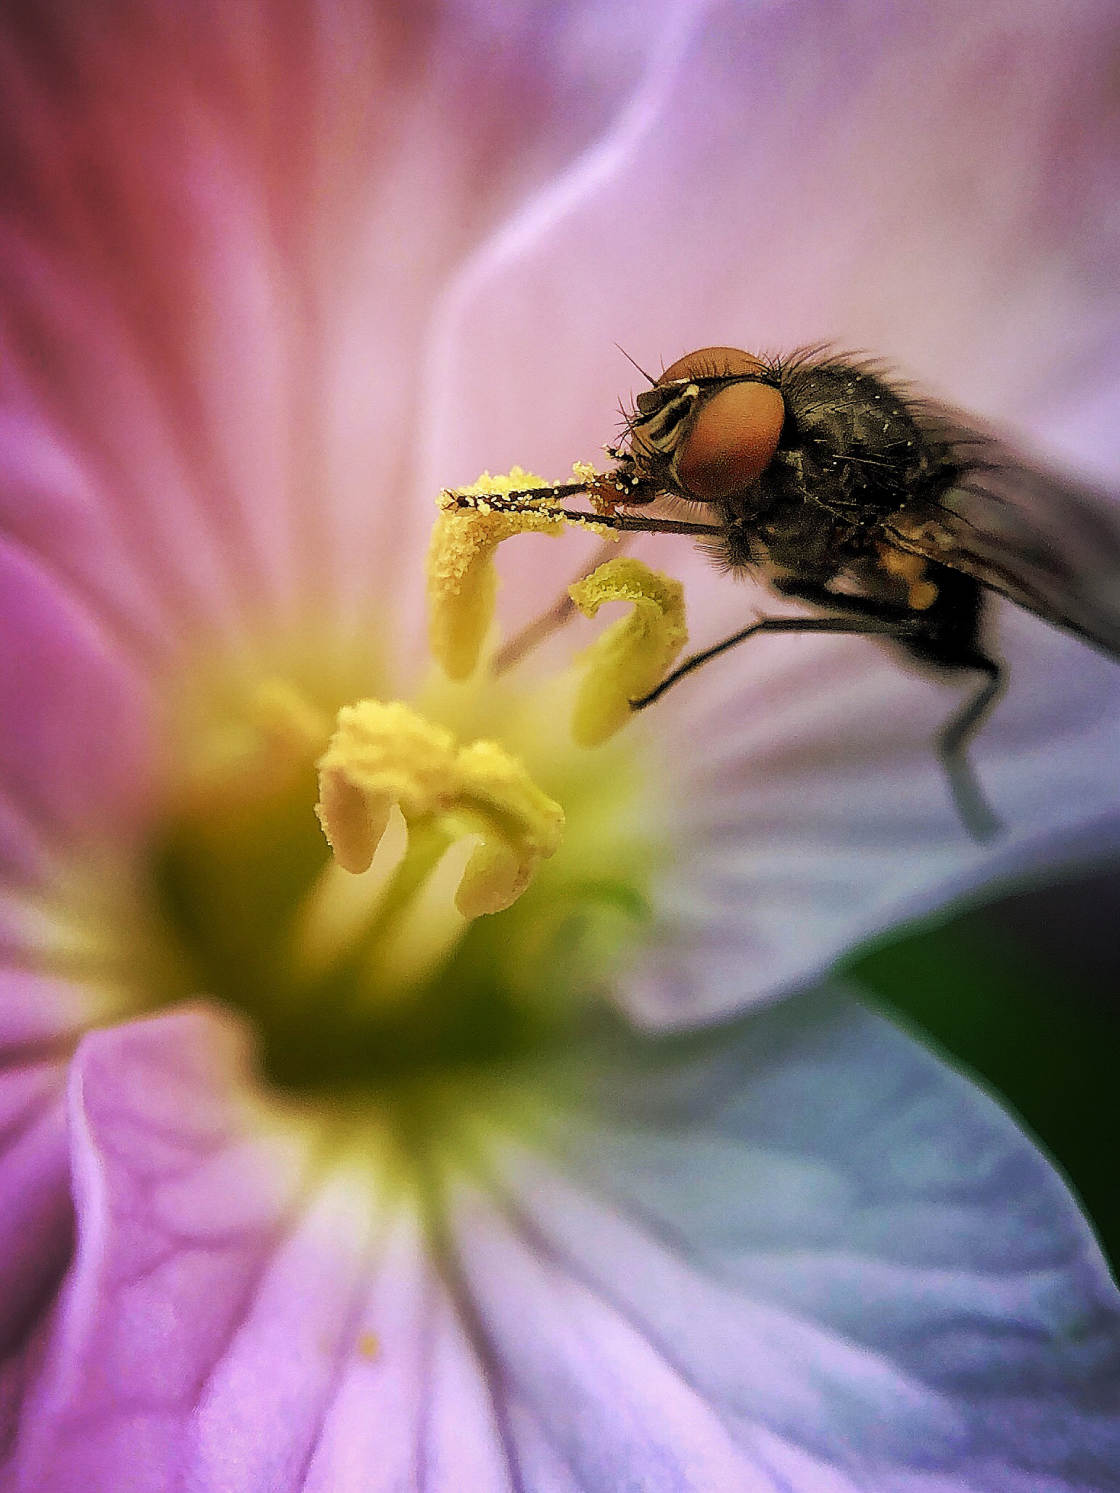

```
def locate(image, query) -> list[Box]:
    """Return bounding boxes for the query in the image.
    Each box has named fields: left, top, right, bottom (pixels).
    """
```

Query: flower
left=2, top=2, right=1119, bottom=1490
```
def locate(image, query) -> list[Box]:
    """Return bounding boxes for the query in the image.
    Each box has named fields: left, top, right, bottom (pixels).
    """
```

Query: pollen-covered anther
left=427, top=467, right=566, bottom=680
left=568, top=558, right=688, bottom=746
left=316, top=702, right=460, bottom=874
left=315, top=699, right=564, bottom=918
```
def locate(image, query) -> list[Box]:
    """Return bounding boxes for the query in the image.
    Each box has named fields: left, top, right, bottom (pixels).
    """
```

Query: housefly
left=446, top=345, right=1120, bottom=837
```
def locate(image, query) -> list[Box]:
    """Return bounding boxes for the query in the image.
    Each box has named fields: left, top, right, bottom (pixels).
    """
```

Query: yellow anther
left=427, top=468, right=565, bottom=680
left=568, top=558, right=688, bottom=746
left=315, top=700, right=563, bottom=918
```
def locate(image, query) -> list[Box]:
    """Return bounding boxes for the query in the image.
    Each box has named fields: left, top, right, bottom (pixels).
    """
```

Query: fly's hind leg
left=632, top=577, right=925, bottom=707
left=780, top=574, right=1008, bottom=840
left=936, top=649, right=1006, bottom=841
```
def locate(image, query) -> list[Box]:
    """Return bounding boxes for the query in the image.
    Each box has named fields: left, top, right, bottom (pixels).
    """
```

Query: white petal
left=441, top=985, right=1120, bottom=1490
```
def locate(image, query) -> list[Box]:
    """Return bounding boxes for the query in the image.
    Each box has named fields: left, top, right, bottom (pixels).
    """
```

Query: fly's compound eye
left=658, top=346, right=767, bottom=383
left=675, top=377, right=785, bottom=502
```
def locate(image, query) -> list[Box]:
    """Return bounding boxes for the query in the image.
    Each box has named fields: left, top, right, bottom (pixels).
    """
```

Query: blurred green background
left=850, top=858, right=1120, bottom=1277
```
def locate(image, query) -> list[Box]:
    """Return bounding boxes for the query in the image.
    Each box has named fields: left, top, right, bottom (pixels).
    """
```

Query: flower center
left=141, top=471, right=686, bottom=1097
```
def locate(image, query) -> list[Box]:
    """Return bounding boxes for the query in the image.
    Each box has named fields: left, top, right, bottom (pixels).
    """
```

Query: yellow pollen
left=315, top=699, right=564, bottom=918
left=568, top=557, right=688, bottom=746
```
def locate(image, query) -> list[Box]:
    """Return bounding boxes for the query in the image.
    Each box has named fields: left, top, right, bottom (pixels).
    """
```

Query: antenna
left=614, top=343, right=658, bottom=386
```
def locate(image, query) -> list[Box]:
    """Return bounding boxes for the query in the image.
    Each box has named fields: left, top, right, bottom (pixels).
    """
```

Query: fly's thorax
left=773, top=359, right=955, bottom=515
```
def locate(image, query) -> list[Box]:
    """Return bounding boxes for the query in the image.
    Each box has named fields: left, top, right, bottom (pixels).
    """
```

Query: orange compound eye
left=659, top=346, right=768, bottom=383
left=676, top=378, right=785, bottom=502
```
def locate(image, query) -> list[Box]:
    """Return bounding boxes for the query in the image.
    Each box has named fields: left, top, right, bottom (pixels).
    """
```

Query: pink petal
left=0, top=539, right=153, bottom=879
left=432, top=4, right=1120, bottom=482
left=5, top=1005, right=511, bottom=1492
left=0, top=0, right=692, bottom=668
left=0, top=1056, right=69, bottom=1457
left=0, top=970, right=109, bottom=1463
left=6, top=0, right=1116, bottom=1018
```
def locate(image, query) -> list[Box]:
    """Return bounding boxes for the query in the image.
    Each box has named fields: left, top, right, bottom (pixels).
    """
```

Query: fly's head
left=615, top=347, right=786, bottom=511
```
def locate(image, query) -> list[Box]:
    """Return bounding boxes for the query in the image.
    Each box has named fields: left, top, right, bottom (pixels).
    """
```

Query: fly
left=444, top=346, right=1120, bottom=838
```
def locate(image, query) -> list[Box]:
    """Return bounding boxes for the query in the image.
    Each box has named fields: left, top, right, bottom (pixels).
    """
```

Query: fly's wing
left=883, top=415, right=1120, bottom=660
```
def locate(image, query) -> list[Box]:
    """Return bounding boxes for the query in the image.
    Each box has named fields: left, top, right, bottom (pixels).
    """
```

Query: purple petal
left=432, top=4, right=1120, bottom=482
left=0, top=1055, right=69, bottom=1459
left=0, top=969, right=109, bottom=1464
left=625, top=601, right=1120, bottom=1021
left=0, top=539, right=153, bottom=875
left=9, top=998, right=1118, bottom=1491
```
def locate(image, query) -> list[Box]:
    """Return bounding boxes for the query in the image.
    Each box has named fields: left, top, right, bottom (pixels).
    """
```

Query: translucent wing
left=883, top=414, right=1120, bottom=659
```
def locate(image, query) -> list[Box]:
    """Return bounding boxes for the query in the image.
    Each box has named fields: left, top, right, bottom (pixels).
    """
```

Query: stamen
left=567, top=558, right=688, bottom=746
left=315, top=700, right=564, bottom=919
left=437, top=463, right=723, bottom=536
left=451, top=739, right=565, bottom=917
left=491, top=534, right=624, bottom=677
left=429, top=465, right=717, bottom=687
left=316, top=702, right=458, bottom=874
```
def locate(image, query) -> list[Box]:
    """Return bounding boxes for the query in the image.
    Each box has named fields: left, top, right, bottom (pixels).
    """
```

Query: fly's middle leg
left=630, top=612, right=925, bottom=708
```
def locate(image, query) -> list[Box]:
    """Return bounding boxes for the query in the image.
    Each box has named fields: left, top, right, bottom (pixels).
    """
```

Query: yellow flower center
left=88, top=471, right=688, bottom=1095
